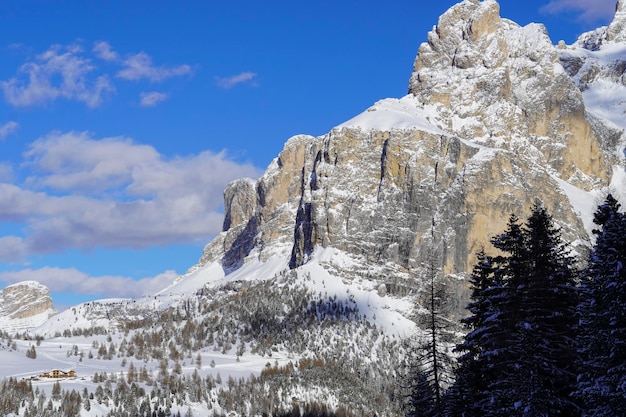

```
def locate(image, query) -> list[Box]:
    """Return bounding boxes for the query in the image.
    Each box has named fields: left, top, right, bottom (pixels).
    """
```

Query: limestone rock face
left=285, top=125, right=592, bottom=274
left=191, top=0, right=626, bottom=316
left=196, top=136, right=314, bottom=271
left=408, top=0, right=610, bottom=190
left=0, top=281, right=57, bottom=332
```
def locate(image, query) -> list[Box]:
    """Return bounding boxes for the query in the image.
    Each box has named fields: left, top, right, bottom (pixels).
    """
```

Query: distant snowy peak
left=575, top=0, right=626, bottom=49
left=0, top=281, right=57, bottom=333
left=608, top=0, right=626, bottom=43
left=558, top=0, right=626, bottom=140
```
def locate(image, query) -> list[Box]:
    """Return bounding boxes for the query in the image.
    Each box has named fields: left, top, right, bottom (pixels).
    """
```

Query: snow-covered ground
left=0, top=245, right=417, bottom=416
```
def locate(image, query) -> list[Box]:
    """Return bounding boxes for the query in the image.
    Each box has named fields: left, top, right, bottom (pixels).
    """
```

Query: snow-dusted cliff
left=0, top=281, right=57, bottom=333
left=190, top=0, right=625, bottom=306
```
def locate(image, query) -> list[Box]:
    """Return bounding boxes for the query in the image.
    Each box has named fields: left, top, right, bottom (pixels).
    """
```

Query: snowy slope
left=0, top=244, right=416, bottom=417
left=337, top=95, right=446, bottom=135
left=558, top=25, right=626, bottom=211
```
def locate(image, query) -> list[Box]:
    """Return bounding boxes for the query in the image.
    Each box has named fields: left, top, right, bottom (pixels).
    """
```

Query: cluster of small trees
left=407, top=196, right=626, bottom=416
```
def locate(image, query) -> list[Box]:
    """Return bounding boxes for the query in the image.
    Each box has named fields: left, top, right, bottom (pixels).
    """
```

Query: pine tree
left=406, top=233, right=455, bottom=417
left=479, top=213, right=527, bottom=415
left=25, top=345, right=37, bottom=359
left=407, top=369, right=438, bottom=417
left=453, top=205, right=579, bottom=416
left=447, top=250, right=496, bottom=416
left=575, top=194, right=626, bottom=416
left=515, top=204, right=579, bottom=415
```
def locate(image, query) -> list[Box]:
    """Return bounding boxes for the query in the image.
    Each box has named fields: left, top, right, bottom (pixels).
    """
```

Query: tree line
left=407, top=195, right=626, bottom=417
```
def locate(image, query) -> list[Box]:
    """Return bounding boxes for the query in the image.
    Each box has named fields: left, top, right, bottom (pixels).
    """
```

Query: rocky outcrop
left=557, top=1, right=626, bottom=167
left=0, top=281, right=57, bottom=332
left=565, top=0, right=626, bottom=51
left=408, top=0, right=610, bottom=190
left=608, top=0, right=626, bottom=42
left=195, top=136, right=315, bottom=271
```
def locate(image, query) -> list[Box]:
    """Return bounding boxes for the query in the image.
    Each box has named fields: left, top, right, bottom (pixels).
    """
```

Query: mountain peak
left=608, top=0, right=626, bottom=42
left=575, top=0, right=626, bottom=49
left=408, top=0, right=609, bottom=192
left=0, top=281, right=57, bottom=332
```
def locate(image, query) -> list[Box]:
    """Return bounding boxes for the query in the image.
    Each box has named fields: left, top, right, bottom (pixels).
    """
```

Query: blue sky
left=0, top=0, right=618, bottom=309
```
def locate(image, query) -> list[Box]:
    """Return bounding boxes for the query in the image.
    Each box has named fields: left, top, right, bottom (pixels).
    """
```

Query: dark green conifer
left=576, top=195, right=626, bottom=416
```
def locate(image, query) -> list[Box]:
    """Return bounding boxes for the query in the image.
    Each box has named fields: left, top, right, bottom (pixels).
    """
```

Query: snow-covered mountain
left=2, top=1, right=626, bottom=416
left=0, top=281, right=57, bottom=333
left=189, top=0, right=625, bottom=317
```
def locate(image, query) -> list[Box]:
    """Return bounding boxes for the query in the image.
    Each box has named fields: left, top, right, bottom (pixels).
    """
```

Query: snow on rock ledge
left=337, top=95, right=445, bottom=134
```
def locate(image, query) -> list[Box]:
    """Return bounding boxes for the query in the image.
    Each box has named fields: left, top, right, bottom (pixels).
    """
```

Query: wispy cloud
left=93, top=40, right=120, bottom=62
left=0, top=44, right=114, bottom=108
left=0, top=267, right=177, bottom=298
left=1, top=42, right=194, bottom=108
left=0, top=121, right=19, bottom=139
left=139, top=91, right=168, bottom=107
left=1, top=131, right=262, bottom=256
left=540, top=0, right=616, bottom=24
left=215, top=72, right=258, bottom=89
left=117, top=52, right=192, bottom=82
left=23, top=131, right=160, bottom=192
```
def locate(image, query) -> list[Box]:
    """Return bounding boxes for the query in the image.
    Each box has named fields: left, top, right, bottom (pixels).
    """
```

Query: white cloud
left=540, top=0, right=616, bottom=23
left=117, top=52, right=192, bottom=82
left=0, top=236, right=27, bottom=262
left=0, top=121, right=19, bottom=139
left=139, top=91, right=168, bottom=107
left=23, top=131, right=160, bottom=192
left=2, top=42, right=194, bottom=107
left=93, top=41, right=120, bottom=62
left=0, top=267, right=177, bottom=298
left=2, top=131, right=262, bottom=253
left=1, top=44, right=115, bottom=108
left=215, top=72, right=258, bottom=89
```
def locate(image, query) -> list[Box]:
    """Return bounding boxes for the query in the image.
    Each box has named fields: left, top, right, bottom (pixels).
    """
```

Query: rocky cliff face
left=193, top=0, right=626, bottom=314
left=409, top=0, right=612, bottom=186
left=0, top=281, right=57, bottom=332
left=558, top=1, right=626, bottom=157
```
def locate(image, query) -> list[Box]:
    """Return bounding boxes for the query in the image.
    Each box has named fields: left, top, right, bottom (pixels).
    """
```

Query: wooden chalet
left=38, top=369, right=75, bottom=378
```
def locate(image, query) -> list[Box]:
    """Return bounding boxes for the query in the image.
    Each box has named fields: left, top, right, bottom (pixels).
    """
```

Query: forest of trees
left=406, top=196, right=626, bottom=417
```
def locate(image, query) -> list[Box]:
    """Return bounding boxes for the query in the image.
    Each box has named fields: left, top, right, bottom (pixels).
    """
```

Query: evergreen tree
left=453, top=205, right=579, bottom=416
left=447, top=250, right=496, bottom=416
left=575, top=195, right=626, bottom=416
left=406, top=233, right=455, bottom=417
left=479, top=213, right=528, bottom=415
left=407, top=369, right=438, bottom=417
left=515, top=204, right=579, bottom=415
